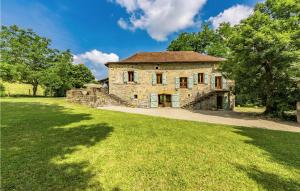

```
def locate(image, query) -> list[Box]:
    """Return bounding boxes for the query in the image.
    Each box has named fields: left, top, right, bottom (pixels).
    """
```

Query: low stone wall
left=66, top=87, right=121, bottom=108
left=297, top=102, right=300, bottom=124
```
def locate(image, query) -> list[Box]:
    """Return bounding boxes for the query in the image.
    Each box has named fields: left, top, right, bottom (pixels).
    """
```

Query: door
left=158, top=94, right=171, bottom=107
left=217, top=95, right=223, bottom=109
left=158, top=94, right=164, bottom=107
left=165, top=95, right=171, bottom=107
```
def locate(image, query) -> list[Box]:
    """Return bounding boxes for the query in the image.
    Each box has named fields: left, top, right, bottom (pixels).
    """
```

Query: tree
left=71, top=64, right=95, bottom=88
left=41, top=50, right=94, bottom=97
left=167, top=23, right=231, bottom=57
left=225, top=0, right=300, bottom=116
left=0, top=25, right=52, bottom=96
left=0, top=25, right=95, bottom=97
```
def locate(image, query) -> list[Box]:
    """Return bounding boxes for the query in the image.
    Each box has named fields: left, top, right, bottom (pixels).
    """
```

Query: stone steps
left=182, top=91, right=216, bottom=109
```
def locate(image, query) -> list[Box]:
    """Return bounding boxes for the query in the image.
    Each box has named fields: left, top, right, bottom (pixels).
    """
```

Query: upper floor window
left=198, top=73, right=204, bottom=84
left=180, top=77, right=187, bottom=88
left=215, top=76, right=222, bottom=89
left=156, top=73, right=162, bottom=84
left=128, top=71, right=134, bottom=82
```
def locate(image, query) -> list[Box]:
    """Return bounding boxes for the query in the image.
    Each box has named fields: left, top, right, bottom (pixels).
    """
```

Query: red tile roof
left=105, top=51, right=225, bottom=66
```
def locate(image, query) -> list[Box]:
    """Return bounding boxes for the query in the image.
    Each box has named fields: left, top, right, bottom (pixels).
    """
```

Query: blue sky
left=2, top=0, right=258, bottom=79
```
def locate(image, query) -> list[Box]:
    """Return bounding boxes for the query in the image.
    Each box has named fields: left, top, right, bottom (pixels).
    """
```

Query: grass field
left=234, top=106, right=265, bottom=114
left=1, top=98, right=300, bottom=190
left=2, top=81, right=44, bottom=96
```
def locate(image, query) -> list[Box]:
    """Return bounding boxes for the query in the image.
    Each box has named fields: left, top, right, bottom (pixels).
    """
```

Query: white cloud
left=73, top=49, right=119, bottom=79
left=73, top=49, right=119, bottom=65
left=113, top=0, right=207, bottom=41
left=208, top=4, right=253, bottom=29
left=115, top=0, right=138, bottom=12
left=117, top=18, right=130, bottom=30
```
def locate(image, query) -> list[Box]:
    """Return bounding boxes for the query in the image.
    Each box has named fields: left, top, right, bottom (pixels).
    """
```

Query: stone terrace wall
left=66, top=87, right=122, bottom=108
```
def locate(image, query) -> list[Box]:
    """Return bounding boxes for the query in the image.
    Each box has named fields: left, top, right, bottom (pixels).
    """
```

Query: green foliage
left=167, top=23, right=231, bottom=57
left=0, top=25, right=95, bottom=96
left=0, top=82, right=5, bottom=96
left=0, top=25, right=52, bottom=96
left=71, top=64, right=95, bottom=88
left=41, top=51, right=94, bottom=97
left=167, top=0, right=300, bottom=117
left=2, top=98, right=300, bottom=190
left=0, top=62, right=19, bottom=82
left=225, top=0, right=300, bottom=116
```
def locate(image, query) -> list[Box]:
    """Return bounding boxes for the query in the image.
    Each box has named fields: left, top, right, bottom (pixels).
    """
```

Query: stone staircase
left=66, top=88, right=134, bottom=108
left=182, top=90, right=216, bottom=109
left=105, top=93, right=134, bottom=107
left=182, top=89, right=229, bottom=110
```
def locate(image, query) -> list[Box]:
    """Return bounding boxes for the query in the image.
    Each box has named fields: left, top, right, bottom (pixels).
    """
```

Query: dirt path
left=99, top=106, right=300, bottom=133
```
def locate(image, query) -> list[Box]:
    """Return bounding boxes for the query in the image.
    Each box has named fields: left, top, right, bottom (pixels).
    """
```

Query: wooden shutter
left=193, top=73, right=198, bottom=85
left=162, top=73, right=167, bottom=85
left=150, top=93, right=158, bottom=108
left=188, top=76, right=193, bottom=89
left=222, top=77, right=227, bottom=90
left=204, top=72, right=208, bottom=85
left=223, top=94, right=229, bottom=110
left=211, top=73, right=215, bottom=90
left=175, top=77, right=180, bottom=89
left=152, top=72, right=157, bottom=85
left=134, top=71, right=138, bottom=83
left=171, top=93, right=180, bottom=108
left=123, top=71, right=128, bottom=84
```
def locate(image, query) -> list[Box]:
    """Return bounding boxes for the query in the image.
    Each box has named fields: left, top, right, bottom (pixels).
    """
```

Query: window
left=128, top=71, right=134, bottom=82
left=215, top=76, right=222, bottom=89
left=156, top=73, right=162, bottom=84
left=198, top=73, right=204, bottom=84
left=134, top=94, right=138, bottom=99
left=180, top=77, right=187, bottom=88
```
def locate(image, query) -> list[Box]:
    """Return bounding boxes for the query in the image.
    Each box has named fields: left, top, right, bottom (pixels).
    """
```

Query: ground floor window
left=180, top=77, right=187, bottom=88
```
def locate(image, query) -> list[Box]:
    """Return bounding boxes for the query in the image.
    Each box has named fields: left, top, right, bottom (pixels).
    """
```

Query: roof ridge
left=106, top=51, right=225, bottom=66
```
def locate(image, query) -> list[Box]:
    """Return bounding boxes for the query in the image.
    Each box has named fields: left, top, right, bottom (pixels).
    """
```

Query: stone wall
left=108, top=62, right=234, bottom=109
left=66, top=87, right=125, bottom=108
left=185, top=92, right=235, bottom=111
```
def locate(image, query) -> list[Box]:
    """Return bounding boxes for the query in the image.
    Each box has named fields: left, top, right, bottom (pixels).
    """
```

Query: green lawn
left=1, top=98, right=300, bottom=190
left=2, top=81, right=45, bottom=96
left=234, top=106, right=265, bottom=114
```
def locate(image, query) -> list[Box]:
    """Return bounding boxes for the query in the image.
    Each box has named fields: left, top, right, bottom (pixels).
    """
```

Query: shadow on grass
left=192, top=110, right=300, bottom=127
left=1, top=102, right=113, bottom=190
left=233, top=127, right=300, bottom=190
left=235, top=164, right=300, bottom=191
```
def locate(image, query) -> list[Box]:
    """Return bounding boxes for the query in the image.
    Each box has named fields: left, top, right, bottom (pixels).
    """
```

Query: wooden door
left=217, top=95, right=223, bottom=109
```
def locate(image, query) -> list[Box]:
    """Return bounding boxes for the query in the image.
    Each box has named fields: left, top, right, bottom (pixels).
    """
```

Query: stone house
left=106, top=51, right=234, bottom=109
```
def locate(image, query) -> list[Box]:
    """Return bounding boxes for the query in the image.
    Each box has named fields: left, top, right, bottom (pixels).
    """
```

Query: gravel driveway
left=99, top=106, right=300, bottom=133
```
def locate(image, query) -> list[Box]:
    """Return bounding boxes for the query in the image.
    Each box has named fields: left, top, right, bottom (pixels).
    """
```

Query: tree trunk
left=265, top=97, right=276, bottom=115
left=32, top=84, right=38, bottom=96
left=263, top=62, right=275, bottom=115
